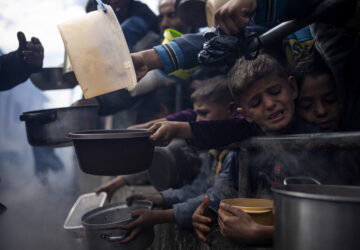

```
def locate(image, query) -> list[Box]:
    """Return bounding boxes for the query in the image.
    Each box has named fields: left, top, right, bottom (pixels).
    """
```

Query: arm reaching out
left=131, top=49, right=162, bottom=81
left=214, top=0, right=257, bottom=35
left=149, top=121, right=193, bottom=146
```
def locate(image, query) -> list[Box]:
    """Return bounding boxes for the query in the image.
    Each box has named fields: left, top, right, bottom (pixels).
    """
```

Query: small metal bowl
left=68, top=129, right=154, bottom=176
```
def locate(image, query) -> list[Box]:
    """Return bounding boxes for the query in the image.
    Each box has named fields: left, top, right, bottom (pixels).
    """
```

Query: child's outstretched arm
left=149, top=121, right=193, bottom=146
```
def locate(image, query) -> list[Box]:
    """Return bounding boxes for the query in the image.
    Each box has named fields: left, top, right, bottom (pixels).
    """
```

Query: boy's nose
left=314, top=102, right=327, bottom=117
left=264, top=96, right=276, bottom=110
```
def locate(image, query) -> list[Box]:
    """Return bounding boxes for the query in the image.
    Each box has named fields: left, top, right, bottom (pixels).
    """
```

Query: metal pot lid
left=68, top=129, right=152, bottom=140
left=272, top=184, right=360, bottom=203
left=81, top=200, right=152, bottom=229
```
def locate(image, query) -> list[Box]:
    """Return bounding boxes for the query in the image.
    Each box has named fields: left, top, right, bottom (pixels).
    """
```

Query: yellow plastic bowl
left=221, top=198, right=274, bottom=226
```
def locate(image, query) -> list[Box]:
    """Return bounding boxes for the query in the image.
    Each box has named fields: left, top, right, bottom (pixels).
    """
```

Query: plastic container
left=57, top=4, right=137, bottom=98
left=63, top=192, right=107, bottom=237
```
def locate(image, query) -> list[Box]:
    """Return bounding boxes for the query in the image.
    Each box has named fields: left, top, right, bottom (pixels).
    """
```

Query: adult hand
left=214, top=0, right=257, bottom=35
left=126, top=193, right=165, bottom=206
left=218, top=202, right=273, bottom=244
left=192, top=195, right=212, bottom=243
left=95, top=176, right=126, bottom=202
left=149, top=121, right=192, bottom=146
left=131, top=49, right=162, bottom=81
left=17, top=31, right=44, bottom=70
left=131, top=52, right=149, bottom=81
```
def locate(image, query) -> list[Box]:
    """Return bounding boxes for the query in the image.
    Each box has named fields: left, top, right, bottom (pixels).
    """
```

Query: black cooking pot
left=81, top=200, right=153, bottom=250
left=272, top=177, right=360, bottom=250
left=68, top=129, right=154, bottom=176
left=20, top=105, right=99, bottom=147
left=30, top=67, right=77, bottom=90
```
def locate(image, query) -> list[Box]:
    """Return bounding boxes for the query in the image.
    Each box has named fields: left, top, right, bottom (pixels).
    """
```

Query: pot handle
left=100, top=231, right=128, bottom=242
left=283, top=176, right=321, bottom=186
left=19, top=111, right=57, bottom=123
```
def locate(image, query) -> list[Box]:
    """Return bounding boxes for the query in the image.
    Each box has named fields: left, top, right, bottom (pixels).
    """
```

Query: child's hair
left=227, top=54, right=287, bottom=99
left=289, top=46, right=333, bottom=89
left=190, top=75, right=234, bottom=105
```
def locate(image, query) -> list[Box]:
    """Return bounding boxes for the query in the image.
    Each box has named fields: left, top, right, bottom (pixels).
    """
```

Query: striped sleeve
left=154, top=41, right=185, bottom=74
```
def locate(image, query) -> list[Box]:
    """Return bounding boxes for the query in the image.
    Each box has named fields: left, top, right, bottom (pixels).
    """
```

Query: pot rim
left=271, top=184, right=360, bottom=203
left=81, top=201, right=152, bottom=229
left=68, top=129, right=152, bottom=139
left=21, top=105, right=98, bottom=115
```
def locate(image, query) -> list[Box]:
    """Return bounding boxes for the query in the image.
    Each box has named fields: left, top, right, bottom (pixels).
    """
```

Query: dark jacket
left=0, top=50, right=34, bottom=91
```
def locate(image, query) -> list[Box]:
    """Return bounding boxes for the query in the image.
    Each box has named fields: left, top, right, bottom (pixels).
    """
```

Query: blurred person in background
left=158, top=0, right=188, bottom=34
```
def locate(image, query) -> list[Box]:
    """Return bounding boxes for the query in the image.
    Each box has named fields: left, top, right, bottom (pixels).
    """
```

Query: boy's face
left=239, top=74, right=298, bottom=135
left=193, top=99, right=236, bottom=121
left=296, top=74, right=340, bottom=132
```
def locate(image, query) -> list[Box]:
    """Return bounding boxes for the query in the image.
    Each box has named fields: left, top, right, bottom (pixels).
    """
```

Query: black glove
left=17, top=31, right=44, bottom=71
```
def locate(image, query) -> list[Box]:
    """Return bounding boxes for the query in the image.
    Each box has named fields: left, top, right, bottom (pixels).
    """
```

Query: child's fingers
left=119, top=227, right=141, bottom=243
left=195, top=228, right=209, bottom=243
left=217, top=208, right=230, bottom=223
left=148, top=122, right=162, bottom=134
left=220, top=202, right=245, bottom=216
left=119, top=218, right=141, bottom=230
left=126, top=194, right=145, bottom=205
left=193, top=214, right=212, bottom=224
left=193, top=221, right=211, bottom=232
left=198, top=195, right=210, bottom=211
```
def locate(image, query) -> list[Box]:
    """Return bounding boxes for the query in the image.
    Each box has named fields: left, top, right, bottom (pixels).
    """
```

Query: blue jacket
left=154, top=0, right=322, bottom=73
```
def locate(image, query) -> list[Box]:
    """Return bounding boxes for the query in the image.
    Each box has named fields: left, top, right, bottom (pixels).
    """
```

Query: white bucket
left=58, top=5, right=137, bottom=98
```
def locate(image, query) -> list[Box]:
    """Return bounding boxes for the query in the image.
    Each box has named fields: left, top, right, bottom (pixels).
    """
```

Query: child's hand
left=126, top=193, right=165, bottom=206
left=192, top=195, right=212, bottom=243
left=119, top=209, right=155, bottom=243
left=95, top=176, right=126, bottom=203
left=149, top=121, right=192, bottom=146
left=218, top=202, right=273, bottom=244
left=119, top=209, right=174, bottom=243
left=127, top=118, right=167, bottom=130
left=214, top=0, right=257, bottom=35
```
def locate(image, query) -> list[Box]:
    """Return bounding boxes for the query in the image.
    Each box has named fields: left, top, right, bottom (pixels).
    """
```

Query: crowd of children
left=95, top=0, right=360, bottom=247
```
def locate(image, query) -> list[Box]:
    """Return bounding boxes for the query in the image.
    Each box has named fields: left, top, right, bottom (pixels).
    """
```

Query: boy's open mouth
left=268, top=110, right=285, bottom=122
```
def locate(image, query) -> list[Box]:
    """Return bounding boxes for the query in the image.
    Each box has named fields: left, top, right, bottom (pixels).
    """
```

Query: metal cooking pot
left=81, top=200, right=154, bottom=250
left=272, top=177, right=360, bottom=250
left=30, top=67, right=77, bottom=90
left=68, top=129, right=154, bottom=176
left=20, top=105, right=99, bottom=147
left=148, top=139, right=201, bottom=191
left=62, top=53, right=79, bottom=86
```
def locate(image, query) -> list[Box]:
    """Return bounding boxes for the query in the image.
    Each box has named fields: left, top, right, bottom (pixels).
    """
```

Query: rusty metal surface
left=242, top=132, right=360, bottom=149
